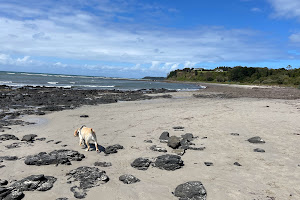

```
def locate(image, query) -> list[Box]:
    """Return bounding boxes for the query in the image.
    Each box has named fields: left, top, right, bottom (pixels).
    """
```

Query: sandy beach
left=1, top=85, right=300, bottom=200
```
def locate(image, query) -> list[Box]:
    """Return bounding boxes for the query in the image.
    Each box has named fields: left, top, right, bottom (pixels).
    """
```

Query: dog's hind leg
left=85, top=141, right=90, bottom=151
left=95, top=141, right=99, bottom=152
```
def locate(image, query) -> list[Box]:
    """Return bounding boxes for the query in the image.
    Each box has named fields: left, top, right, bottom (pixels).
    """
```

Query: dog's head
left=74, top=128, right=79, bottom=137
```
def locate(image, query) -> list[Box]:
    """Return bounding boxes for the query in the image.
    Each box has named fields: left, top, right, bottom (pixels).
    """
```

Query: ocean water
left=0, top=71, right=203, bottom=91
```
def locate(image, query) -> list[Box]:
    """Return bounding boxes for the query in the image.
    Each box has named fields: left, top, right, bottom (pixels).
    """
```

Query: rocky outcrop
left=174, top=181, right=207, bottom=200
left=24, top=149, right=85, bottom=166
left=66, top=166, right=109, bottom=199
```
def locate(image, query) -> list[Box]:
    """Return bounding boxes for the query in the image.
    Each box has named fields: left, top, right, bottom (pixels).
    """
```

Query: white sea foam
left=70, top=82, right=76, bottom=84
left=47, top=82, right=58, bottom=84
left=7, top=73, right=15, bottom=75
left=77, top=85, right=115, bottom=88
left=0, top=81, right=12, bottom=84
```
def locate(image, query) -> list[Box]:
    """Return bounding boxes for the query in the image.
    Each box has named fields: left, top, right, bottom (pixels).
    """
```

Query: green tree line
left=167, top=66, right=300, bottom=87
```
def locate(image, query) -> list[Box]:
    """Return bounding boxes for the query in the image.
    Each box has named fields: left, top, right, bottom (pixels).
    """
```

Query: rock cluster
left=24, top=149, right=85, bottom=166
left=66, top=166, right=109, bottom=199
left=0, top=86, right=175, bottom=129
left=158, top=132, right=204, bottom=153
left=0, top=174, right=56, bottom=200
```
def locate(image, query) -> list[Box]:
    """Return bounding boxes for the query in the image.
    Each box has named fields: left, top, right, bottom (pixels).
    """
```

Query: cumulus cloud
left=268, top=0, right=300, bottom=19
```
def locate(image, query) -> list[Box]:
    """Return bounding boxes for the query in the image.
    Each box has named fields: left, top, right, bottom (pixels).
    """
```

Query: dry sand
left=1, top=88, right=300, bottom=200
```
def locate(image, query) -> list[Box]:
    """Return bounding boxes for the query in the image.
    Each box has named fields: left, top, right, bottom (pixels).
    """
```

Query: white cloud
left=268, top=0, right=300, bottom=19
left=0, top=0, right=292, bottom=77
left=289, top=32, right=300, bottom=43
left=251, top=7, right=262, bottom=12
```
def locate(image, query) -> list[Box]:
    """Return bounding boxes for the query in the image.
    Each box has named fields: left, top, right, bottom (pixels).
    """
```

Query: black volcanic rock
left=248, top=136, right=265, bottom=144
left=181, top=133, right=194, bottom=141
left=24, top=149, right=85, bottom=166
left=167, top=136, right=181, bottom=149
left=254, top=148, right=265, bottom=153
left=94, top=162, right=112, bottom=167
left=174, top=181, right=207, bottom=200
left=21, top=134, right=37, bottom=142
left=104, top=144, right=124, bottom=154
left=154, top=154, right=184, bottom=171
left=67, top=166, right=109, bottom=199
left=159, top=131, right=169, bottom=143
left=131, top=158, right=151, bottom=170
left=0, top=156, right=18, bottom=161
left=119, top=174, right=140, bottom=184
left=0, top=174, right=57, bottom=200
left=0, top=134, right=19, bottom=141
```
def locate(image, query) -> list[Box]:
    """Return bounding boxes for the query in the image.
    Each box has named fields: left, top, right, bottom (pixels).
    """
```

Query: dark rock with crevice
left=234, top=162, right=242, bottom=166
left=174, top=181, right=207, bottom=200
left=154, top=154, right=184, bottom=171
left=24, top=149, right=85, bottom=166
left=66, top=166, right=109, bottom=199
left=131, top=158, right=152, bottom=170
left=119, top=174, right=140, bottom=184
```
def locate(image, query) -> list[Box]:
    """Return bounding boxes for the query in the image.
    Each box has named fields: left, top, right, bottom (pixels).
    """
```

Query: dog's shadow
left=82, top=144, right=105, bottom=153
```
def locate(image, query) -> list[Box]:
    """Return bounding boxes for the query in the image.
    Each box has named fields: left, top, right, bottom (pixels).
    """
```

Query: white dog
left=74, top=125, right=99, bottom=152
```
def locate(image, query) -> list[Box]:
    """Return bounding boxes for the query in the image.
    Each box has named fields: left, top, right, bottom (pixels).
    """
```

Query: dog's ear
left=74, top=129, right=79, bottom=137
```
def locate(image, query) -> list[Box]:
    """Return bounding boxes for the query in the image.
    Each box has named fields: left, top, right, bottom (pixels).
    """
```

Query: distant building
left=194, top=68, right=204, bottom=71
left=214, top=69, right=224, bottom=72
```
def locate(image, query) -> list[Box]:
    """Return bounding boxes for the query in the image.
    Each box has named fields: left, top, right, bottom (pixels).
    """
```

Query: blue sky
left=0, top=0, right=300, bottom=78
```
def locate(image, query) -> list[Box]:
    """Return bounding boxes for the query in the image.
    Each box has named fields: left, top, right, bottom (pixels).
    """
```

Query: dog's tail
left=80, top=125, right=86, bottom=130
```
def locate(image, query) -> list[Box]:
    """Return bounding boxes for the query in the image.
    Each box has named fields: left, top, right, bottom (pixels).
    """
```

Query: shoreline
left=0, top=84, right=299, bottom=199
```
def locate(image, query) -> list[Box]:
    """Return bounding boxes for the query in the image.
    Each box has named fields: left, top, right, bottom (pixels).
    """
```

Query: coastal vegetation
left=167, top=66, right=300, bottom=87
